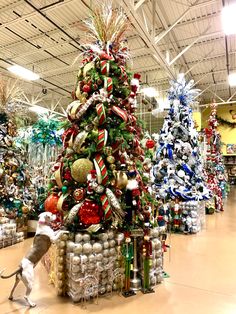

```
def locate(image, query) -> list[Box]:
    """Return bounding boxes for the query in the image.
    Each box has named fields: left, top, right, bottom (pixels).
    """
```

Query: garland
left=216, top=115, right=236, bottom=128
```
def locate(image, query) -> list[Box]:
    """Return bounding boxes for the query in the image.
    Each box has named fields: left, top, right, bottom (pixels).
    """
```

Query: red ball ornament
left=146, top=139, right=155, bottom=149
left=82, top=84, right=91, bottom=93
left=64, top=169, right=72, bottom=181
left=44, top=193, right=60, bottom=214
left=78, top=199, right=102, bottom=226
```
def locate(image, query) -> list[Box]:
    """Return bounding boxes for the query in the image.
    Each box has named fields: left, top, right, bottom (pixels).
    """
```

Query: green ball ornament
left=13, top=199, right=22, bottom=209
left=62, top=186, right=68, bottom=194
left=48, top=182, right=54, bottom=190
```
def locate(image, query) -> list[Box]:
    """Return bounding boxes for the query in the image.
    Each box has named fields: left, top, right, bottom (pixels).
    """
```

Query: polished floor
left=1, top=188, right=236, bottom=314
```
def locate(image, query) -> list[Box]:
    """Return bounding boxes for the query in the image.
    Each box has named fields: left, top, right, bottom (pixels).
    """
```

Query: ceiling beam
left=119, top=0, right=176, bottom=79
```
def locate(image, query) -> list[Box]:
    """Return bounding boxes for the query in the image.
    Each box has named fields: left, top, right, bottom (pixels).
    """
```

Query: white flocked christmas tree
left=152, top=75, right=211, bottom=233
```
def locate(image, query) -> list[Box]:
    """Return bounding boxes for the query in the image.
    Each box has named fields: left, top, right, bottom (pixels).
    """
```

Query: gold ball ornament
left=109, top=164, right=116, bottom=171
left=71, top=159, right=94, bottom=183
left=57, top=272, right=64, bottom=280
left=22, top=206, right=29, bottom=214
left=107, top=156, right=115, bottom=164
left=113, top=170, right=128, bottom=189
left=60, top=233, right=69, bottom=241
left=58, top=265, right=64, bottom=272
left=57, top=257, right=64, bottom=265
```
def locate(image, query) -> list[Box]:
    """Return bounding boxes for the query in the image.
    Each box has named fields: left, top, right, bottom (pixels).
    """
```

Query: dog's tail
left=0, top=268, right=21, bottom=279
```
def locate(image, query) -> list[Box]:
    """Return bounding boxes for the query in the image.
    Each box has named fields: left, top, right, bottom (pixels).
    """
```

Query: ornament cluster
left=0, top=112, right=33, bottom=221
left=204, top=103, right=228, bottom=213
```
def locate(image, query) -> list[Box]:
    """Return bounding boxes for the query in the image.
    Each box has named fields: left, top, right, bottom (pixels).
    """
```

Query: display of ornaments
left=0, top=221, right=24, bottom=249
left=44, top=228, right=166, bottom=302
left=65, top=229, right=125, bottom=302
left=173, top=201, right=202, bottom=234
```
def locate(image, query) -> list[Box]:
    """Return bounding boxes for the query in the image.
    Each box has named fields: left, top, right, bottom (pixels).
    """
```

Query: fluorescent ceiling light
left=222, top=4, right=236, bottom=35
left=29, top=105, right=48, bottom=114
left=228, top=73, right=236, bottom=87
left=141, top=87, right=159, bottom=98
left=7, top=65, right=40, bottom=81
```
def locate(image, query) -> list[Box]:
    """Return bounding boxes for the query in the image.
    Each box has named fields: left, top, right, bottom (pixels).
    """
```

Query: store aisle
left=1, top=189, right=236, bottom=314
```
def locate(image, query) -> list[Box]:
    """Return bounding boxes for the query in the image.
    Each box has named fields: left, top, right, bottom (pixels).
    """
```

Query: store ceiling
left=0, top=0, right=235, bottom=122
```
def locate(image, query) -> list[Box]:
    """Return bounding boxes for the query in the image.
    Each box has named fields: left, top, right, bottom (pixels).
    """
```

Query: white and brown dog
left=0, top=212, right=67, bottom=307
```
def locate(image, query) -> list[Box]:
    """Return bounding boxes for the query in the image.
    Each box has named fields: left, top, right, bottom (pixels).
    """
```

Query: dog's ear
left=38, top=212, right=47, bottom=223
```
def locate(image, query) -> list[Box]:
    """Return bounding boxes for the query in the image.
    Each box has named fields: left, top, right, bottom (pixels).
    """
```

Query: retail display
left=205, top=103, right=228, bottom=213
left=152, top=75, right=211, bottom=233
left=0, top=79, right=34, bottom=242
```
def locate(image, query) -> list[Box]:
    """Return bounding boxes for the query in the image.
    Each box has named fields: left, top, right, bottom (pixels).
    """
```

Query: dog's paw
left=24, top=297, right=36, bottom=308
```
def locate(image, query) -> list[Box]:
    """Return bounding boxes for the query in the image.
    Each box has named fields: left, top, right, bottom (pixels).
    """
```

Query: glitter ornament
left=71, top=159, right=94, bottom=183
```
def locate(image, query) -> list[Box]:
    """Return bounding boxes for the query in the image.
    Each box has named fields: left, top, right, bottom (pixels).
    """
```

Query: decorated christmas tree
left=44, top=6, right=157, bottom=233
left=42, top=3, right=165, bottom=298
left=152, top=75, right=211, bottom=233
left=205, top=103, right=228, bottom=212
left=0, top=79, right=33, bottom=228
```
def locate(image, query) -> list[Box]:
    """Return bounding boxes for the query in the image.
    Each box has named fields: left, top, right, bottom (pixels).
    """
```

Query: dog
left=0, top=212, right=68, bottom=307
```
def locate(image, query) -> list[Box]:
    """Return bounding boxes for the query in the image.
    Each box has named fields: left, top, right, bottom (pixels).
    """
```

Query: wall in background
left=201, top=104, right=236, bottom=155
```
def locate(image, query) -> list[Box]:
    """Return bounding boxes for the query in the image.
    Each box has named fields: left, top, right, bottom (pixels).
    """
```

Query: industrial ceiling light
left=29, top=105, right=48, bottom=114
left=141, top=87, right=159, bottom=98
left=228, top=73, right=236, bottom=86
left=7, top=65, right=40, bottom=81
left=222, top=3, right=236, bottom=35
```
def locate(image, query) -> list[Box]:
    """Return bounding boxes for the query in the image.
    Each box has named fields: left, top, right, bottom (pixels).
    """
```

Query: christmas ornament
left=78, top=199, right=102, bottom=226
left=93, top=154, right=109, bottom=185
left=71, top=159, right=94, bottom=183
left=44, top=193, right=59, bottom=214
left=73, top=188, right=85, bottom=201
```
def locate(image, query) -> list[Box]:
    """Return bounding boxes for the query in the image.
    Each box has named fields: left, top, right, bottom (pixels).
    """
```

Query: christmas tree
left=205, top=103, right=228, bottom=212
left=45, top=4, right=155, bottom=233
left=152, top=75, right=211, bottom=233
left=0, top=79, right=33, bottom=221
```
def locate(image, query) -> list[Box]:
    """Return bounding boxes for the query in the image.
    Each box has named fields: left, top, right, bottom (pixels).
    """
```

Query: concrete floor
left=1, top=188, right=236, bottom=314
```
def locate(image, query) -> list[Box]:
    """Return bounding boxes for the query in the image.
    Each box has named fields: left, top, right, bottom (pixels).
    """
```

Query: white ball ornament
left=88, top=254, right=95, bottom=263
left=73, top=243, right=83, bottom=254
left=92, top=242, right=103, bottom=254
left=106, top=284, right=112, bottom=292
left=80, top=254, right=88, bottom=264
left=82, top=242, right=92, bottom=254
left=72, top=256, right=81, bottom=265
left=82, top=233, right=91, bottom=242
left=103, top=249, right=109, bottom=257
left=109, top=248, right=116, bottom=256
left=67, top=241, right=75, bottom=252
left=109, top=239, right=116, bottom=248
left=156, top=257, right=162, bottom=267
left=98, top=233, right=108, bottom=241
left=103, top=241, right=109, bottom=249
left=99, top=286, right=106, bottom=295
left=75, top=233, right=83, bottom=242
left=177, top=170, right=185, bottom=178
left=107, top=230, right=114, bottom=239
left=96, top=253, right=103, bottom=261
